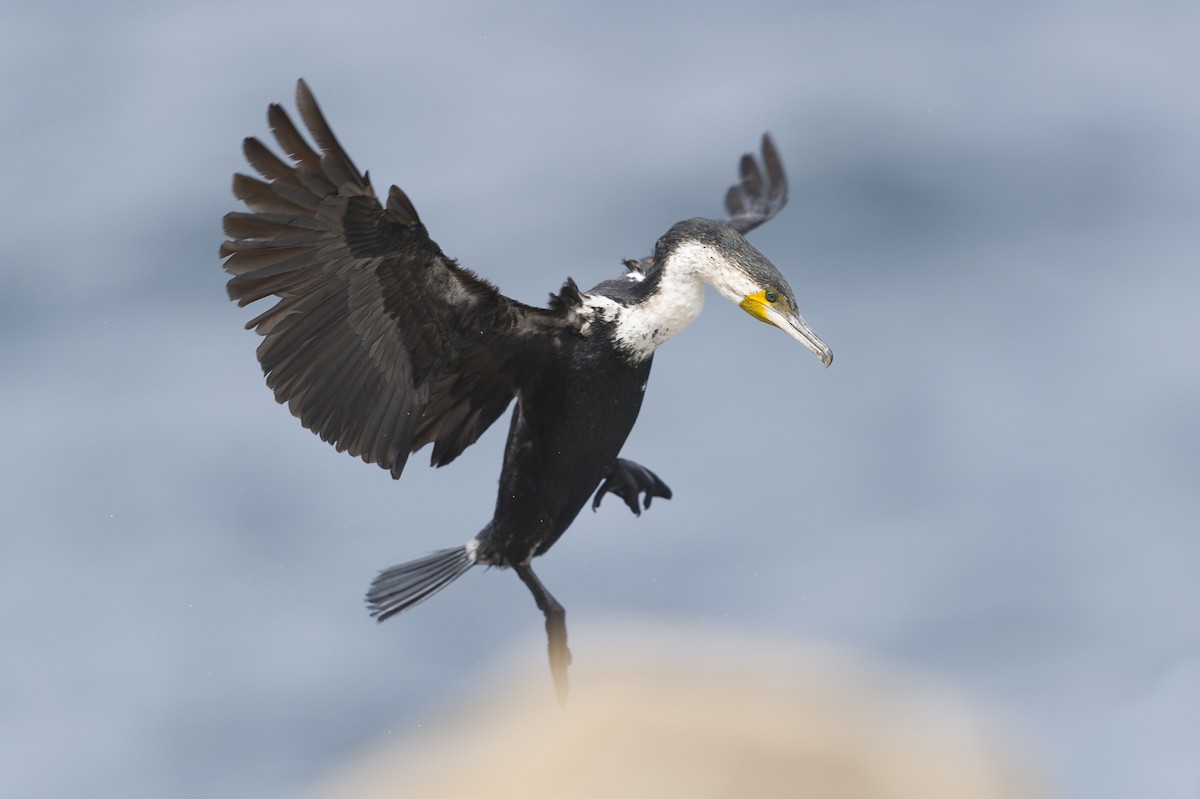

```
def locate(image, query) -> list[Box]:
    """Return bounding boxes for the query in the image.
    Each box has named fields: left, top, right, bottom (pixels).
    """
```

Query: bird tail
left=366, top=543, right=477, bottom=622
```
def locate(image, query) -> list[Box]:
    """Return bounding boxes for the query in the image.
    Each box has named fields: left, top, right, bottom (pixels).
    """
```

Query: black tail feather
left=367, top=545, right=475, bottom=622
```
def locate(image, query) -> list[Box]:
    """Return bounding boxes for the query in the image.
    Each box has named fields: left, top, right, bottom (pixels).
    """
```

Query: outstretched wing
left=722, top=133, right=788, bottom=234
left=220, top=80, right=568, bottom=478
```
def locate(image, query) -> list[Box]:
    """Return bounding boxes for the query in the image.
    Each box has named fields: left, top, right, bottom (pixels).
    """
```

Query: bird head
left=657, top=218, right=832, bottom=366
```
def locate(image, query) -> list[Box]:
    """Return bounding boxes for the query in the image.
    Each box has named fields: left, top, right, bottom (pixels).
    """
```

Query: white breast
left=582, top=270, right=706, bottom=361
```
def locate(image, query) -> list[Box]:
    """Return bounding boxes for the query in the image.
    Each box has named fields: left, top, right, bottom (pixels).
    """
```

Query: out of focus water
left=3, top=2, right=1198, bottom=798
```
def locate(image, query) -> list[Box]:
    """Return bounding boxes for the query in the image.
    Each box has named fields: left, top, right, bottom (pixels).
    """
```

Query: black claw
left=592, top=458, right=672, bottom=517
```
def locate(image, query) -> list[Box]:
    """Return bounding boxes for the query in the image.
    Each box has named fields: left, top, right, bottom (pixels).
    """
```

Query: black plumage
left=221, top=80, right=830, bottom=703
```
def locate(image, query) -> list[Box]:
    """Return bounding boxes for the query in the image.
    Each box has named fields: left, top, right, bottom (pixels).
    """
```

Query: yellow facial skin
left=738, top=288, right=833, bottom=366
left=738, top=289, right=789, bottom=328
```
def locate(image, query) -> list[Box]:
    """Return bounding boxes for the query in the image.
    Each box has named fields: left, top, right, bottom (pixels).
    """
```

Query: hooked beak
left=766, top=307, right=833, bottom=367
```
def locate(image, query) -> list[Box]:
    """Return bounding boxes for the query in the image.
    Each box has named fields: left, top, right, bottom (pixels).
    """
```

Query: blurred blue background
left=3, top=1, right=1197, bottom=797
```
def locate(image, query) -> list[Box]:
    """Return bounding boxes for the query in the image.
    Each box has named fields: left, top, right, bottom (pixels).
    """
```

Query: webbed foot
left=592, top=458, right=672, bottom=516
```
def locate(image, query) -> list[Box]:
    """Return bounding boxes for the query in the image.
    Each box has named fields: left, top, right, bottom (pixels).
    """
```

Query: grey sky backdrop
left=3, top=1, right=1198, bottom=798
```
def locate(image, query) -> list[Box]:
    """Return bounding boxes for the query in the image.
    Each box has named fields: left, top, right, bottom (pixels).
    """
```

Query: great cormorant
left=220, top=80, right=831, bottom=703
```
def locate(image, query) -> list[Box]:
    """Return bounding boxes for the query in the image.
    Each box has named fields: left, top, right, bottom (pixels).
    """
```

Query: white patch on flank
left=625, top=269, right=645, bottom=283
left=465, top=538, right=480, bottom=562
left=580, top=293, right=620, bottom=336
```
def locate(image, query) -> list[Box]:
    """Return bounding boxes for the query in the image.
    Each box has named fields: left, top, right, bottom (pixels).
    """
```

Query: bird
left=220, top=80, right=831, bottom=703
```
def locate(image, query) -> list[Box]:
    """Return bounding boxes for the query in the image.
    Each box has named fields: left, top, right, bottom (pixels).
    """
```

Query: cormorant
left=220, top=80, right=831, bottom=703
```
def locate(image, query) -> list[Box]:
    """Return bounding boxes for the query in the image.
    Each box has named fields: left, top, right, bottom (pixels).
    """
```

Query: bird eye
left=765, top=291, right=779, bottom=303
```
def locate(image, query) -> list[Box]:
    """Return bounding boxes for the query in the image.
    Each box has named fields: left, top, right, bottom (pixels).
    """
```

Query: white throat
left=582, top=241, right=751, bottom=361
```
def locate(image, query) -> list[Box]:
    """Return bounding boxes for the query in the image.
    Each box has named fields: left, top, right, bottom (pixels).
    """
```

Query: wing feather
left=723, top=133, right=789, bottom=234
left=294, top=83, right=362, bottom=190
left=241, top=137, right=308, bottom=190
left=623, top=133, right=790, bottom=276
left=231, top=172, right=314, bottom=215
left=266, top=102, right=330, bottom=190
left=221, top=80, right=569, bottom=478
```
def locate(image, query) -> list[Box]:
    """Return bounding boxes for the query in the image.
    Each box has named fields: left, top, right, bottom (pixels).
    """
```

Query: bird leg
left=514, top=563, right=571, bottom=705
left=592, top=458, right=673, bottom=516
